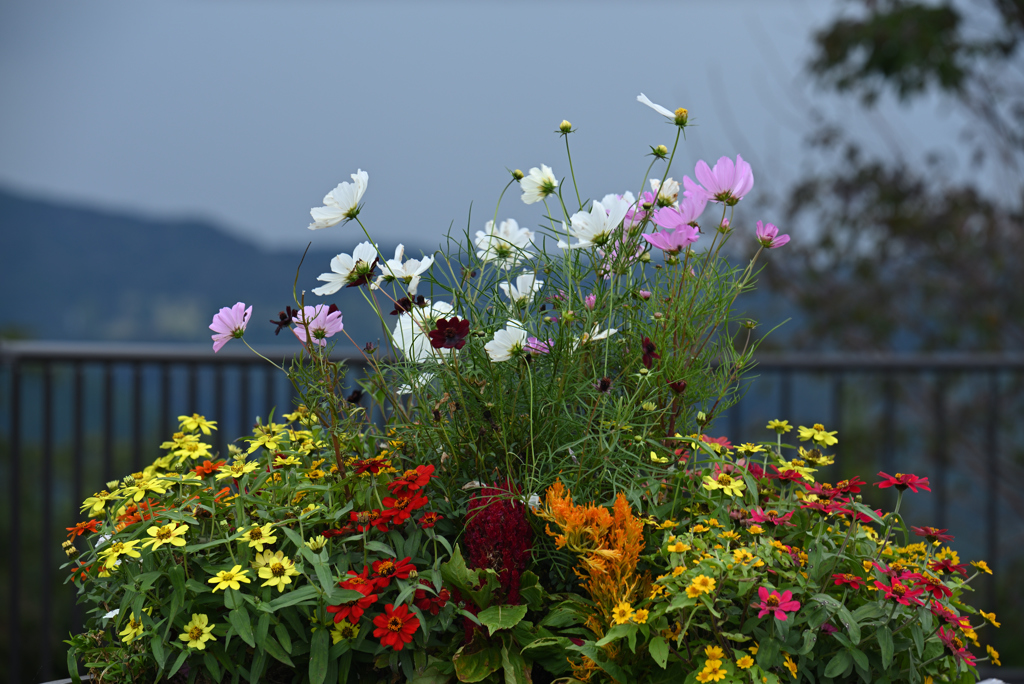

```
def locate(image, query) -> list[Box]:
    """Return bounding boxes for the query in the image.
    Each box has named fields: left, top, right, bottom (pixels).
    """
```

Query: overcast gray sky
left=0, top=0, right=969, bottom=252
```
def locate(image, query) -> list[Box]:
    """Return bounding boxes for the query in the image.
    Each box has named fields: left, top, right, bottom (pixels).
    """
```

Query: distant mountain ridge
left=0, top=186, right=426, bottom=345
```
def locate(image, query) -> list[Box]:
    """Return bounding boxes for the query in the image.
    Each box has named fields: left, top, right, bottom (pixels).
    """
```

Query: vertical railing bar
left=779, top=370, right=792, bottom=420
left=71, top=361, right=84, bottom=638
left=103, top=361, right=115, bottom=484
left=41, top=361, right=54, bottom=680
left=9, top=359, right=22, bottom=684
left=881, top=375, right=897, bottom=509
left=934, top=374, right=948, bottom=530
left=161, top=362, right=172, bottom=441
left=215, top=364, right=226, bottom=459
left=132, top=361, right=144, bottom=474
left=831, top=372, right=844, bottom=465
left=729, top=395, right=742, bottom=444
left=985, top=370, right=999, bottom=610
left=188, top=362, right=198, bottom=415
left=240, top=363, right=251, bottom=437
left=266, top=366, right=275, bottom=420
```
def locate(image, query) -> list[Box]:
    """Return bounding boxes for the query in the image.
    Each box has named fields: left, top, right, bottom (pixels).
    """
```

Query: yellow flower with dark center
left=971, top=559, right=992, bottom=575
left=980, top=610, right=1001, bottom=628
left=736, top=443, right=765, bottom=454
left=251, top=549, right=285, bottom=570
left=80, top=490, right=118, bottom=516
left=633, top=609, right=649, bottom=624
left=122, top=478, right=168, bottom=502
left=748, top=524, right=764, bottom=534
left=702, top=472, right=746, bottom=497
left=696, top=662, right=727, bottom=682
left=736, top=655, right=754, bottom=669
left=259, top=555, right=299, bottom=592
left=239, top=523, right=277, bottom=552
left=766, top=419, right=792, bottom=434
left=99, top=540, right=142, bottom=569
left=649, top=584, right=666, bottom=599
left=719, top=530, right=740, bottom=541
left=783, top=653, right=798, bottom=679
left=611, top=601, right=634, bottom=625
left=704, top=645, right=725, bottom=660
left=215, top=460, right=259, bottom=480
left=936, top=547, right=960, bottom=564
left=209, top=565, right=251, bottom=592
left=173, top=440, right=212, bottom=464
left=987, top=645, right=1001, bottom=666
left=119, top=609, right=150, bottom=644
left=330, top=621, right=359, bottom=644
left=672, top=566, right=685, bottom=577
left=179, top=613, right=216, bottom=650
left=691, top=524, right=711, bottom=534
left=668, top=542, right=690, bottom=553
left=274, top=455, right=302, bottom=467
left=797, top=423, right=838, bottom=446
left=659, top=520, right=677, bottom=529
left=686, top=574, right=715, bottom=598
left=178, top=413, right=218, bottom=434
left=706, top=518, right=722, bottom=528
left=305, top=535, right=328, bottom=551
left=142, top=522, right=188, bottom=551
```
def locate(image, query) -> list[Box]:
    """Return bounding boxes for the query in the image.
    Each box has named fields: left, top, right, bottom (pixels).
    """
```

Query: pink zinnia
left=754, top=586, right=801, bottom=621
left=292, top=304, right=344, bottom=347
left=209, top=302, right=252, bottom=353
left=755, top=221, right=790, bottom=249
left=694, top=155, right=754, bottom=205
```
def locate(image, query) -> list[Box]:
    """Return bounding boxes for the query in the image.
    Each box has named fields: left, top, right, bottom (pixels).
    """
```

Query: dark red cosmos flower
left=800, top=498, right=850, bottom=516
left=749, top=507, right=796, bottom=527
left=66, top=520, right=100, bottom=539
left=419, top=512, right=443, bottom=529
left=876, top=471, right=931, bottom=493
left=938, top=627, right=977, bottom=667
left=387, top=464, right=435, bottom=497
left=668, top=379, right=687, bottom=394
left=269, top=306, right=300, bottom=335
left=874, top=578, right=926, bottom=607
left=832, top=574, right=865, bottom=590
left=353, top=456, right=391, bottom=475
left=381, top=493, right=429, bottom=525
left=929, top=558, right=968, bottom=577
left=428, top=317, right=470, bottom=350
left=322, top=523, right=355, bottom=538
left=413, top=580, right=450, bottom=616
left=326, top=590, right=378, bottom=624
left=911, top=526, right=954, bottom=543
left=372, top=556, right=416, bottom=588
left=373, top=604, right=420, bottom=651
left=913, top=573, right=953, bottom=600
left=349, top=509, right=390, bottom=533
left=640, top=337, right=661, bottom=369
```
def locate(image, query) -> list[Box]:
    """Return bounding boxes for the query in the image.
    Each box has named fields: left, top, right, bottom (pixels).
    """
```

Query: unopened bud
left=640, top=252, right=652, bottom=263
left=696, top=411, right=708, bottom=426
left=106, top=480, right=120, bottom=491
left=654, top=144, right=669, bottom=158
left=559, top=120, right=573, bottom=133
left=653, top=312, right=663, bottom=320
left=674, top=108, right=689, bottom=126
left=512, top=169, right=524, bottom=181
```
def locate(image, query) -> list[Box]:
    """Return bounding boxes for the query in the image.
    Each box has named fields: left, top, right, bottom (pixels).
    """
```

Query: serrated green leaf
left=477, top=604, right=528, bottom=636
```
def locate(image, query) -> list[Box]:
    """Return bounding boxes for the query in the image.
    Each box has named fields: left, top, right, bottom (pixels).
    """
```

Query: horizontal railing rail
left=2, top=342, right=1023, bottom=682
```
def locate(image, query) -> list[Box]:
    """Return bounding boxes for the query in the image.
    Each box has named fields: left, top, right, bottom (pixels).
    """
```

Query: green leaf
left=850, top=647, right=869, bottom=673
left=150, top=635, right=167, bottom=669
left=229, top=608, right=255, bottom=648
left=477, top=605, right=529, bottom=636
left=756, top=637, right=780, bottom=669
left=452, top=643, right=503, bottom=682
left=824, top=650, right=852, bottom=678
left=595, top=623, right=635, bottom=647
left=364, top=539, right=396, bottom=556
left=877, top=624, right=894, bottom=668
left=911, top=622, right=924, bottom=656
left=309, top=627, right=330, bottom=684
left=263, top=634, right=296, bottom=667
left=263, top=584, right=321, bottom=611
left=274, top=623, right=293, bottom=654
left=168, top=650, right=189, bottom=678
left=518, top=571, right=544, bottom=611
left=837, top=605, right=861, bottom=645
left=441, top=544, right=502, bottom=610
left=798, top=630, right=817, bottom=655
left=649, top=636, right=669, bottom=669
left=67, top=649, right=82, bottom=684
left=203, top=652, right=222, bottom=682
left=500, top=643, right=530, bottom=684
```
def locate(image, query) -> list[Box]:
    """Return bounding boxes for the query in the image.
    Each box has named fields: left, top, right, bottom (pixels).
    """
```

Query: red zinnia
left=326, top=591, right=378, bottom=624
left=875, top=471, right=931, bottom=493
left=832, top=574, right=865, bottom=590
left=387, top=464, right=436, bottom=497
left=353, top=456, right=391, bottom=475
left=931, top=602, right=971, bottom=629
left=911, top=526, right=954, bottom=543
left=749, top=507, right=796, bottom=527
left=381, top=493, right=429, bottom=525
left=754, top=587, right=801, bottom=621
left=913, top=573, right=953, bottom=600
left=804, top=482, right=843, bottom=499
left=929, top=558, right=967, bottom=577
left=373, top=603, right=420, bottom=650
left=338, top=567, right=377, bottom=594
left=428, top=317, right=470, bottom=350
left=419, top=512, right=443, bottom=529
left=874, top=578, right=926, bottom=607
left=769, top=466, right=805, bottom=484
left=835, top=477, right=865, bottom=495
left=66, top=520, right=100, bottom=539
left=193, top=459, right=225, bottom=477
left=349, top=509, right=390, bottom=533
left=371, top=556, right=416, bottom=588
left=938, top=627, right=977, bottom=666
left=413, top=580, right=450, bottom=616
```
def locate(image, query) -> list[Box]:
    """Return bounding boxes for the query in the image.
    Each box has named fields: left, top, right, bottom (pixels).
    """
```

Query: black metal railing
left=2, top=342, right=1023, bottom=682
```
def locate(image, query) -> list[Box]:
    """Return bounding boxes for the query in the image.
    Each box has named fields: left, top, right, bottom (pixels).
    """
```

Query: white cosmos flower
left=308, top=169, right=368, bottom=230
left=499, top=272, right=543, bottom=304
left=557, top=193, right=634, bottom=250
left=520, top=165, right=558, bottom=204
left=103, top=608, right=120, bottom=619
left=372, top=244, right=434, bottom=295
left=485, top=320, right=528, bottom=362
left=637, top=93, right=674, bottom=120
left=392, top=301, right=455, bottom=362
left=573, top=324, right=619, bottom=350
left=312, top=241, right=379, bottom=296
left=397, top=372, right=436, bottom=395
left=475, top=219, right=535, bottom=268
left=650, top=178, right=680, bottom=205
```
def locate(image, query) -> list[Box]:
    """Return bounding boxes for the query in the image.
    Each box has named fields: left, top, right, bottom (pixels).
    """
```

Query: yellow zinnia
left=208, top=565, right=251, bottom=592
left=239, top=523, right=277, bottom=552
left=258, top=555, right=299, bottom=592
left=179, top=613, right=216, bottom=650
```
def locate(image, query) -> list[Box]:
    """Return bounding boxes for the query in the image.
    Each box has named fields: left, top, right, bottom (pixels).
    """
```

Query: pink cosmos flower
left=642, top=225, right=700, bottom=253
left=525, top=336, right=553, bottom=354
left=624, top=191, right=655, bottom=228
left=292, top=304, right=344, bottom=347
left=754, top=587, right=801, bottom=621
left=694, top=155, right=754, bottom=205
left=755, top=221, right=790, bottom=249
left=653, top=193, right=707, bottom=231
left=638, top=290, right=651, bottom=300
left=209, top=302, right=252, bottom=353
left=584, top=294, right=597, bottom=310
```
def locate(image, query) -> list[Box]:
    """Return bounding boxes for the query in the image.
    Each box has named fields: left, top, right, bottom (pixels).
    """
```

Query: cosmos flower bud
left=512, top=169, right=524, bottom=181
left=697, top=411, right=708, bottom=426
left=653, top=144, right=669, bottom=158
left=559, top=120, right=573, bottom=133
left=674, top=108, right=689, bottom=126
